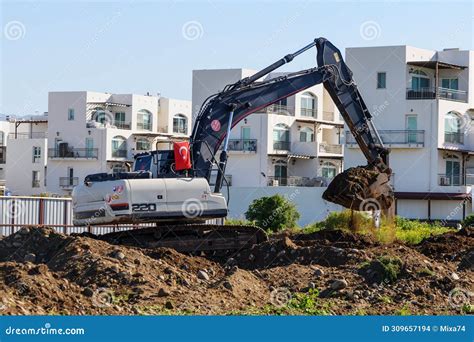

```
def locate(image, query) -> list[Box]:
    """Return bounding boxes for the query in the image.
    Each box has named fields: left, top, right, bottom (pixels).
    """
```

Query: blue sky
left=1, top=0, right=473, bottom=115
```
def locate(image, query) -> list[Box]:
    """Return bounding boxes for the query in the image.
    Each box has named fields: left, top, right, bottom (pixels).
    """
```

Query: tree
left=245, top=194, right=300, bottom=232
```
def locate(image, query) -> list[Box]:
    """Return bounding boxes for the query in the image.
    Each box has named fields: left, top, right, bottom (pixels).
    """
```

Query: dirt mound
left=323, top=166, right=393, bottom=210
left=416, top=228, right=473, bottom=270
left=0, top=227, right=472, bottom=315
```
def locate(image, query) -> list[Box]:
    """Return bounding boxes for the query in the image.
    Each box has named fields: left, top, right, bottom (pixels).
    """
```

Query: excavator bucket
left=322, top=166, right=394, bottom=211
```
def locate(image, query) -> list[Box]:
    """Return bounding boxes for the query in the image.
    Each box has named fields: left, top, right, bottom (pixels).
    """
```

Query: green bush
left=303, top=210, right=371, bottom=233
left=224, top=218, right=252, bottom=226
left=245, top=194, right=300, bottom=232
left=461, top=214, right=474, bottom=228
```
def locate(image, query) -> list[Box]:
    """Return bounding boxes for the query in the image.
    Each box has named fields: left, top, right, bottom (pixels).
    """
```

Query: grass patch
left=304, top=211, right=454, bottom=245
left=359, top=255, right=403, bottom=284
left=224, top=218, right=252, bottom=226
left=395, top=303, right=412, bottom=315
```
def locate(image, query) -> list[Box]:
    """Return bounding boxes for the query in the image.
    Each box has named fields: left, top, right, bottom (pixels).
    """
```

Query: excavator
left=72, top=37, right=394, bottom=252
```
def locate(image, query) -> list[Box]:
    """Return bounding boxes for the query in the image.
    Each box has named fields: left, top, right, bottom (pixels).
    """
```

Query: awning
left=396, top=191, right=471, bottom=201
left=438, top=147, right=474, bottom=155
left=88, top=101, right=131, bottom=108
left=407, top=60, right=467, bottom=70
left=287, top=154, right=315, bottom=160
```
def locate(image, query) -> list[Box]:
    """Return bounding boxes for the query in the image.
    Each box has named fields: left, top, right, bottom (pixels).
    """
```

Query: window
left=410, top=70, right=430, bottom=90
left=406, top=115, right=417, bottom=143
left=377, top=72, right=386, bottom=89
left=32, top=146, right=41, bottom=163
left=115, top=112, right=127, bottom=129
left=68, top=108, right=75, bottom=121
left=273, top=123, right=290, bottom=150
left=446, top=157, right=461, bottom=186
left=136, top=137, right=150, bottom=151
left=173, top=114, right=188, bottom=134
left=445, top=111, right=463, bottom=144
left=112, top=136, right=127, bottom=158
left=274, top=161, right=288, bottom=185
left=32, top=171, right=40, bottom=188
left=137, top=109, right=152, bottom=131
left=299, top=127, right=314, bottom=142
left=321, top=162, right=337, bottom=179
left=300, top=92, right=317, bottom=117
left=441, top=78, right=459, bottom=90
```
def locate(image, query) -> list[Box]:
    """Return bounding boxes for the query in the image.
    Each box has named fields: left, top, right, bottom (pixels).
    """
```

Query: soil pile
left=0, top=226, right=471, bottom=315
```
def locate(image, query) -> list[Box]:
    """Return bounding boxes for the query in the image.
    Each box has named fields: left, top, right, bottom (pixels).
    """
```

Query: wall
left=225, top=186, right=342, bottom=226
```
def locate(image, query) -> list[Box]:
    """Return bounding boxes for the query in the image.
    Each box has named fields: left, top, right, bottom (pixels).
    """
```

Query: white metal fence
left=0, top=196, right=224, bottom=236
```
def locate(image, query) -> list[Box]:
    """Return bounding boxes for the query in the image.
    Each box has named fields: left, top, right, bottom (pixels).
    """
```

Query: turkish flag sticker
left=211, top=119, right=221, bottom=132
left=174, top=141, right=192, bottom=171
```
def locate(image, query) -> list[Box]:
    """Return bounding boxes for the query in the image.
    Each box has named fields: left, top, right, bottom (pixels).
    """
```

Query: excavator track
left=96, top=224, right=267, bottom=253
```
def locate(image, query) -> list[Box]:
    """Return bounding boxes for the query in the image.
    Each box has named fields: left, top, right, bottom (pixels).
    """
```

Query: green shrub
left=225, top=218, right=252, bottom=226
left=303, top=210, right=372, bottom=233
left=359, top=255, right=403, bottom=284
left=461, top=214, right=474, bottom=228
left=245, top=194, right=300, bottom=233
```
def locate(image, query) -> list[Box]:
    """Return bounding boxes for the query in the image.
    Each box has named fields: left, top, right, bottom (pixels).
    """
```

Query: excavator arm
left=191, top=38, right=393, bottom=211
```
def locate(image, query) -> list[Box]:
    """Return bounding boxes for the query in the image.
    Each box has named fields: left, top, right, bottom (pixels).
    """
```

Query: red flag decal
left=174, top=141, right=192, bottom=171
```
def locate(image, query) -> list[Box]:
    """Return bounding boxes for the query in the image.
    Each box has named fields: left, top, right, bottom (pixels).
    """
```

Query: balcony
left=136, top=122, right=152, bottom=131
left=8, top=132, right=47, bottom=139
left=406, top=87, right=467, bottom=102
left=444, top=132, right=464, bottom=144
left=273, top=141, right=291, bottom=151
left=49, top=148, right=98, bottom=159
left=346, top=130, right=425, bottom=147
left=265, top=104, right=294, bottom=116
left=319, top=143, right=343, bottom=155
left=32, top=180, right=41, bottom=188
left=114, top=121, right=131, bottom=130
left=227, top=139, right=257, bottom=152
left=112, top=149, right=128, bottom=158
left=300, top=108, right=317, bottom=118
left=267, top=176, right=331, bottom=187
left=59, top=177, right=79, bottom=188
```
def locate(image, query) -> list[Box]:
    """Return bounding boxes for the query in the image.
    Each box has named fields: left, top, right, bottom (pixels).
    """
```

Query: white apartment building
left=345, top=45, right=474, bottom=222
left=3, top=92, right=191, bottom=196
left=192, top=69, right=344, bottom=188
left=5, top=116, right=48, bottom=195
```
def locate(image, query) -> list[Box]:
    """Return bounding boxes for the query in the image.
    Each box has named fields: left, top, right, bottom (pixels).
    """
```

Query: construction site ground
left=0, top=226, right=472, bottom=315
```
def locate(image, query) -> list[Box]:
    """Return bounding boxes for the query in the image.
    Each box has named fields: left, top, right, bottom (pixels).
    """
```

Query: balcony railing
left=322, top=111, right=335, bottom=121
left=267, top=176, right=332, bottom=187
left=227, top=139, right=257, bottom=152
left=8, top=132, right=47, bottom=139
left=32, top=180, right=41, bottom=188
left=59, top=177, right=79, bottom=188
left=114, top=121, right=131, bottom=130
left=300, top=108, right=317, bottom=118
left=444, top=132, right=464, bottom=144
left=346, top=130, right=425, bottom=146
left=265, top=104, right=294, bottom=116
left=112, top=149, right=128, bottom=158
left=136, top=122, right=152, bottom=131
left=406, top=87, right=467, bottom=102
left=48, top=148, right=98, bottom=159
left=273, top=141, right=291, bottom=151
left=173, top=127, right=188, bottom=134
left=438, top=173, right=474, bottom=186
left=319, top=143, right=343, bottom=154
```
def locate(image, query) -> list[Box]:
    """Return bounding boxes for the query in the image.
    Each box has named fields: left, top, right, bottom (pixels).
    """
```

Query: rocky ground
left=0, top=226, right=472, bottom=315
